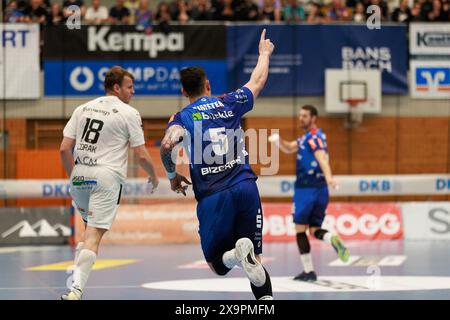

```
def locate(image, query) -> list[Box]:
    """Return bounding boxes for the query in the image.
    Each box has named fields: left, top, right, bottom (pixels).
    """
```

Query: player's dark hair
left=301, top=105, right=318, bottom=117
left=180, top=66, right=207, bottom=97
left=104, top=66, right=134, bottom=92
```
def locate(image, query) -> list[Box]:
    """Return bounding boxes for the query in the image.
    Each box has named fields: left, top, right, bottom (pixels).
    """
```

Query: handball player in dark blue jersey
left=160, top=29, right=274, bottom=300
left=269, top=105, right=350, bottom=282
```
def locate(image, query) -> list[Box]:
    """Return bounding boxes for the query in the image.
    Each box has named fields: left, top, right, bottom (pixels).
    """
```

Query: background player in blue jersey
left=269, top=105, right=350, bottom=282
left=160, top=29, right=275, bottom=300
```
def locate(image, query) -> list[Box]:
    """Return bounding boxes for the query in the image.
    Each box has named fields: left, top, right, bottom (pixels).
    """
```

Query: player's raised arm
left=244, top=29, right=275, bottom=99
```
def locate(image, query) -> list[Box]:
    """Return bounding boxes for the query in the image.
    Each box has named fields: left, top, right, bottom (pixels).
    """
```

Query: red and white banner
left=262, top=203, right=403, bottom=242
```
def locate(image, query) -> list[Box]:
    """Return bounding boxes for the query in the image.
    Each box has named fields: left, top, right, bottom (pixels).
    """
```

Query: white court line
left=0, top=285, right=141, bottom=291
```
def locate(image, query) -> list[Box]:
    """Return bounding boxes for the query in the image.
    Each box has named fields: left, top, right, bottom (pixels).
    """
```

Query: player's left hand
left=170, top=173, right=192, bottom=196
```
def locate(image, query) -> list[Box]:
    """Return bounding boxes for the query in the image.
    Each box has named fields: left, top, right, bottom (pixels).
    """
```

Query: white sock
left=300, top=253, right=314, bottom=273
left=74, top=242, right=84, bottom=264
left=222, top=249, right=240, bottom=269
left=72, top=249, right=96, bottom=293
left=323, top=232, right=332, bottom=245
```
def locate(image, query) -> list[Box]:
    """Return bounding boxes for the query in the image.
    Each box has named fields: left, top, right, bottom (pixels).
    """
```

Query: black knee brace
left=250, top=267, right=272, bottom=300
left=313, top=228, right=328, bottom=240
left=296, top=232, right=310, bottom=254
left=210, top=253, right=231, bottom=276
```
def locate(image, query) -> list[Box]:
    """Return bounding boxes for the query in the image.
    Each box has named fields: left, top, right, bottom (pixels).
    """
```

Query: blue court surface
left=1, top=240, right=450, bottom=300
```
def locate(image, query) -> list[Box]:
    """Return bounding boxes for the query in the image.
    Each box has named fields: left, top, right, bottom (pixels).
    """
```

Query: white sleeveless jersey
left=63, top=95, right=145, bottom=180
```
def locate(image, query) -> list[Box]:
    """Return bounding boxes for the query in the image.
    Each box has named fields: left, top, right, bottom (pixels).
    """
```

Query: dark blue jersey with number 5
left=166, top=87, right=257, bottom=201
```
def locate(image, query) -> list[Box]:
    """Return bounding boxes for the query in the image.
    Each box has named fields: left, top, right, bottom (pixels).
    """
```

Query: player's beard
left=300, top=120, right=312, bottom=132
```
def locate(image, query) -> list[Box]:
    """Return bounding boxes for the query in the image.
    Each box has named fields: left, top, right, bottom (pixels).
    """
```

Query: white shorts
left=70, top=165, right=123, bottom=230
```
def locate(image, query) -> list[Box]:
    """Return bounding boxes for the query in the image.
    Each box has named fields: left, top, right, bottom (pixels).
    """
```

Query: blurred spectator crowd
left=3, top=0, right=450, bottom=28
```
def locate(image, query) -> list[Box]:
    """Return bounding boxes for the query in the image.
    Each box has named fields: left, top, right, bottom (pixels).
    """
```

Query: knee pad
left=296, top=232, right=310, bottom=254
left=210, top=254, right=231, bottom=276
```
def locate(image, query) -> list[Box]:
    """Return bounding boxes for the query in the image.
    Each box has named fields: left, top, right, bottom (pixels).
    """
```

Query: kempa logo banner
left=43, top=25, right=226, bottom=60
left=410, top=23, right=450, bottom=55
left=87, top=26, right=184, bottom=58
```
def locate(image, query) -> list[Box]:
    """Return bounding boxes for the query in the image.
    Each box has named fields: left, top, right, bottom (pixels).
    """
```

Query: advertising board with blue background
left=43, top=24, right=408, bottom=97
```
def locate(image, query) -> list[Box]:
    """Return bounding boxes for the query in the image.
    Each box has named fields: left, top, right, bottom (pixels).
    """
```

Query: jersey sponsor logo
left=76, top=143, right=97, bottom=153
left=200, top=157, right=242, bottom=175
left=75, top=156, right=98, bottom=166
left=192, top=112, right=203, bottom=121
left=193, top=100, right=224, bottom=111
left=82, top=106, right=111, bottom=117
left=71, top=176, right=97, bottom=186
left=87, top=26, right=184, bottom=58
left=200, top=110, right=234, bottom=120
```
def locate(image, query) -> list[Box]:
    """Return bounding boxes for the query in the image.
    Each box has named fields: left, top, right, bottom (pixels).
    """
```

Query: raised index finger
left=260, top=28, right=266, bottom=42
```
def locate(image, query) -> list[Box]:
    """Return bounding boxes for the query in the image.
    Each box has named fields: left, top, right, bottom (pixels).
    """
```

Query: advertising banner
left=410, top=23, right=450, bottom=56
left=75, top=203, right=199, bottom=244
left=43, top=25, right=227, bottom=96
left=0, top=207, right=70, bottom=245
left=227, top=24, right=408, bottom=96
left=43, top=25, right=226, bottom=60
left=1, top=174, right=449, bottom=199
left=44, top=60, right=227, bottom=96
left=0, top=23, right=40, bottom=99
left=262, top=202, right=403, bottom=242
left=402, top=202, right=450, bottom=240
left=410, top=60, right=450, bottom=99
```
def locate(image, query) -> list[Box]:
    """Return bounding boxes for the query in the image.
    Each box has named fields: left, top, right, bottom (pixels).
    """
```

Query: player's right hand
left=170, top=173, right=192, bottom=196
left=148, top=176, right=159, bottom=193
left=268, top=133, right=280, bottom=143
left=259, top=29, right=274, bottom=57
left=328, top=178, right=339, bottom=190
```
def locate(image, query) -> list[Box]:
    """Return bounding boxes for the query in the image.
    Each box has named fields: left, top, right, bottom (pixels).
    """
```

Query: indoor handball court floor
left=1, top=240, right=450, bottom=300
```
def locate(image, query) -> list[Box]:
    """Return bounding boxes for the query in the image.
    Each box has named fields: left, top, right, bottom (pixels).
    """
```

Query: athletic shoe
left=61, top=287, right=82, bottom=300
left=259, top=295, right=274, bottom=300
left=293, top=271, right=317, bottom=282
left=331, top=235, right=350, bottom=263
left=234, top=238, right=266, bottom=287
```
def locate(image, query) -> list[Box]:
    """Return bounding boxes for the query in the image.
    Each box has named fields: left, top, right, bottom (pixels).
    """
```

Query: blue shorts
left=196, top=179, right=263, bottom=262
left=293, top=187, right=329, bottom=226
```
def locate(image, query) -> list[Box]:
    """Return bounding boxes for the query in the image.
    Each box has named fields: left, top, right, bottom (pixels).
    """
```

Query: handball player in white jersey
left=59, top=66, right=159, bottom=300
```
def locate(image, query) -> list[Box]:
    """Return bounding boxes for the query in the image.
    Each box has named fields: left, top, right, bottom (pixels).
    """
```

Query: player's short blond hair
left=104, top=66, right=135, bottom=92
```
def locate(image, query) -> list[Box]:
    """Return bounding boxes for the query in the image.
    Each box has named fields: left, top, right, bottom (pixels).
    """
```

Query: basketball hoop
left=345, top=99, right=365, bottom=129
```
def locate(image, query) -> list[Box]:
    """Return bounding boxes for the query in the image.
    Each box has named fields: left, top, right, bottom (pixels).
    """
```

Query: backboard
left=325, top=69, right=382, bottom=114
